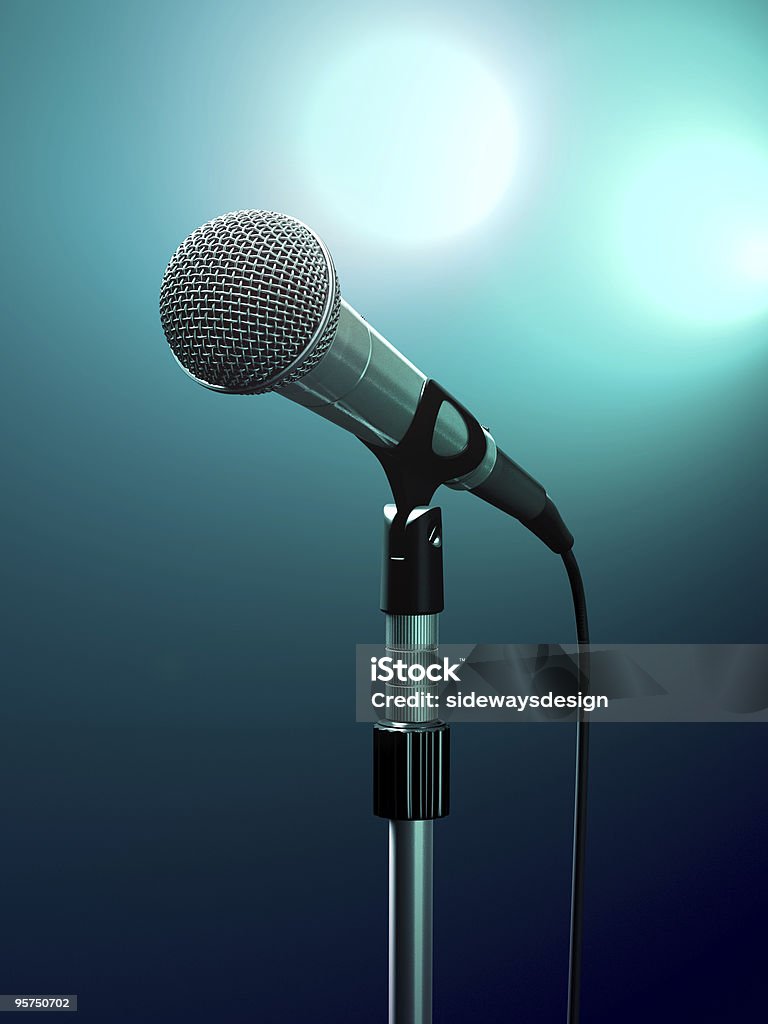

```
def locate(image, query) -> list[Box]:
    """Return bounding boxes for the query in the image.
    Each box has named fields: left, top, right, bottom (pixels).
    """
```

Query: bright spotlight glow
left=609, top=134, right=768, bottom=329
left=736, top=237, right=768, bottom=282
left=301, top=33, right=520, bottom=246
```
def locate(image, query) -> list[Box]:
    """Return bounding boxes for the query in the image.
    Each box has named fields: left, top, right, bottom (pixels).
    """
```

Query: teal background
left=1, top=1, right=767, bottom=1021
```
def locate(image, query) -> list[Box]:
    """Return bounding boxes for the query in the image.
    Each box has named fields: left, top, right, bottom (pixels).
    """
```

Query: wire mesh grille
left=159, top=210, right=340, bottom=393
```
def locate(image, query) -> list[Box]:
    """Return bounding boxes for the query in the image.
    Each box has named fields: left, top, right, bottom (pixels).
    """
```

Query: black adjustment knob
left=373, top=724, right=450, bottom=820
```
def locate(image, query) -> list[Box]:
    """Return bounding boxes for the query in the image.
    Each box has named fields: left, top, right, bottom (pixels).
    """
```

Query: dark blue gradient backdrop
left=1, top=1, right=767, bottom=1021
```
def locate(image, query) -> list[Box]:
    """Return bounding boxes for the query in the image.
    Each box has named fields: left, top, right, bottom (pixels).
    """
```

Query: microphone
left=159, top=210, right=573, bottom=553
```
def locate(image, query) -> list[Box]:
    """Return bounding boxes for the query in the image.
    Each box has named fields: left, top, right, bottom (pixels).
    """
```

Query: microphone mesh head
left=159, top=210, right=341, bottom=393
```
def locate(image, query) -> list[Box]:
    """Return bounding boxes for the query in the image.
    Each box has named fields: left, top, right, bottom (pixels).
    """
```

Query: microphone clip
left=363, top=378, right=487, bottom=549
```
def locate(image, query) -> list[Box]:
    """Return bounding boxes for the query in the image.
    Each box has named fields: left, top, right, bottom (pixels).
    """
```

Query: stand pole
left=389, top=820, right=434, bottom=1024
left=373, top=506, right=450, bottom=1024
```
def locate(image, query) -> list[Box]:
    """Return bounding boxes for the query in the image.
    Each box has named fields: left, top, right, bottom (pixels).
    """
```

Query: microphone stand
left=363, top=381, right=487, bottom=1024
left=373, top=505, right=449, bottom=1024
left=361, top=380, right=589, bottom=1022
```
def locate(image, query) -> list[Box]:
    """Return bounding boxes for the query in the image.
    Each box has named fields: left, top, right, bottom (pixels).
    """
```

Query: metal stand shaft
left=384, top=605, right=439, bottom=1024
left=389, top=820, right=434, bottom=1024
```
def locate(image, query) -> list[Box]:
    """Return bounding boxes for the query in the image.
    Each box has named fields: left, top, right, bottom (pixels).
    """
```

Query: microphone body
left=280, top=300, right=571, bottom=551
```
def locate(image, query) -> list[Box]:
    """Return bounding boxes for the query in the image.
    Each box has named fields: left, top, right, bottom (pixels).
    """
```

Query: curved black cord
left=562, top=550, right=590, bottom=1024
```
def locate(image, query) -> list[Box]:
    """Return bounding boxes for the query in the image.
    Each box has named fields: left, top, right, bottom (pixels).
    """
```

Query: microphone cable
left=562, top=549, right=590, bottom=1024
